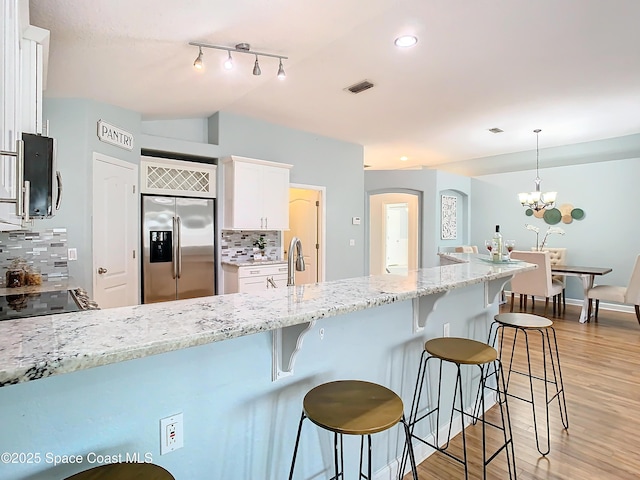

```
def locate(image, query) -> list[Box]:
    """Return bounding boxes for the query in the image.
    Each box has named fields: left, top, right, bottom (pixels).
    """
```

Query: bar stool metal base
left=402, top=337, right=517, bottom=480
left=480, top=312, right=569, bottom=456
left=289, top=380, right=418, bottom=480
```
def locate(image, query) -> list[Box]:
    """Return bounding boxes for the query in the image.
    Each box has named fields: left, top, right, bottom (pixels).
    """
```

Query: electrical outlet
left=160, top=413, right=183, bottom=454
left=349, top=239, right=355, bottom=246
left=443, top=323, right=450, bottom=337
left=68, top=248, right=77, bottom=261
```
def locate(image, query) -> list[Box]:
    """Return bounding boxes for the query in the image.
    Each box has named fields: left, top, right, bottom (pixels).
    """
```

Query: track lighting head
left=277, top=59, right=286, bottom=79
left=223, top=51, right=233, bottom=70
left=253, top=55, right=261, bottom=76
left=188, top=41, right=288, bottom=78
left=193, top=47, right=204, bottom=70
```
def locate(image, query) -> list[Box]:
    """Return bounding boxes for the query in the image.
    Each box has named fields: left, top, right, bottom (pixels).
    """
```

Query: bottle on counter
left=492, top=225, right=503, bottom=261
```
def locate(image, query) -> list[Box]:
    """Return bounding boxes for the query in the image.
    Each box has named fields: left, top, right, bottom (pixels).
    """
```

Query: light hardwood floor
left=403, top=302, right=640, bottom=480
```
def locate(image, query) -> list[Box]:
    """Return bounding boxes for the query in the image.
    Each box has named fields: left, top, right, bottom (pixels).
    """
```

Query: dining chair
left=509, top=250, right=564, bottom=315
left=454, top=245, right=479, bottom=253
left=531, top=247, right=568, bottom=309
left=587, top=254, right=640, bottom=325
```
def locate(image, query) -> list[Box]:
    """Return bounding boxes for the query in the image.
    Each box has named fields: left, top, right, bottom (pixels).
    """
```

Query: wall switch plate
left=68, top=248, right=77, bottom=261
left=352, top=216, right=361, bottom=225
left=160, top=413, right=183, bottom=454
left=349, top=239, right=355, bottom=246
left=443, top=323, right=450, bottom=337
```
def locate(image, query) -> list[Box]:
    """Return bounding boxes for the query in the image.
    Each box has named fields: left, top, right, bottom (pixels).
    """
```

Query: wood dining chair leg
left=595, top=300, right=600, bottom=321
left=588, top=299, right=592, bottom=319
left=544, top=297, right=549, bottom=315
left=635, top=305, right=640, bottom=325
left=510, top=293, right=515, bottom=312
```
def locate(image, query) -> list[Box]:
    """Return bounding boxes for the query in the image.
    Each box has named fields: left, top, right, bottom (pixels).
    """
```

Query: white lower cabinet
left=223, top=263, right=288, bottom=294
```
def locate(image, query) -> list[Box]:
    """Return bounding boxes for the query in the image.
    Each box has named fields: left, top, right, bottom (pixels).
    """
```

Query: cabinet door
left=238, top=276, right=269, bottom=293
left=271, top=274, right=288, bottom=288
left=261, top=164, right=290, bottom=230
left=230, top=160, right=263, bottom=229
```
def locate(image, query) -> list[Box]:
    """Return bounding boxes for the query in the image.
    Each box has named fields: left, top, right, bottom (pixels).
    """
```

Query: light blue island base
left=0, top=257, right=533, bottom=479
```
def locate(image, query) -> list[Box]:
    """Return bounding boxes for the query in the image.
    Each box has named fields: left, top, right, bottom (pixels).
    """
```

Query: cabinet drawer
left=237, top=264, right=288, bottom=278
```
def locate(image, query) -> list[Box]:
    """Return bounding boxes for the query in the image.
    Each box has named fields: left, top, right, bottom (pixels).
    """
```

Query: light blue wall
left=0, top=283, right=497, bottom=479
left=39, top=99, right=141, bottom=290
left=364, top=168, right=471, bottom=269
left=471, top=157, right=640, bottom=301
left=141, top=118, right=209, bottom=144
left=36, top=101, right=365, bottom=292
left=213, top=112, right=365, bottom=280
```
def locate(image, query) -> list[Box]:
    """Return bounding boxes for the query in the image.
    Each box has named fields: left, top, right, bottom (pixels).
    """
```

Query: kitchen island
left=0, top=255, right=533, bottom=480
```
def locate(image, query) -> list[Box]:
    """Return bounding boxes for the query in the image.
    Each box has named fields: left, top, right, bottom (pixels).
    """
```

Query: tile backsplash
left=221, top=230, right=282, bottom=263
left=0, top=228, right=69, bottom=285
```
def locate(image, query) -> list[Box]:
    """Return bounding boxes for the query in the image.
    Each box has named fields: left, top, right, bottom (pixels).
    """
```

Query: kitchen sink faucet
left=287, top=237, right=305, bottom=286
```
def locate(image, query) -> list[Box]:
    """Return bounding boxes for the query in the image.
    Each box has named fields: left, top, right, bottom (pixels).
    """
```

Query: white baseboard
left=504, top=291, right=636, bottom=315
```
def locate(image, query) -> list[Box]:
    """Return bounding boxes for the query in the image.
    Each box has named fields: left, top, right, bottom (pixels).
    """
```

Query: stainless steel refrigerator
left=142, top=195, right=216, bottom=303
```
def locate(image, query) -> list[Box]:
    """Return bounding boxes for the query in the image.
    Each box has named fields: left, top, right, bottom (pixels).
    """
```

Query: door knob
left=97, top=267, right=108, bottom=274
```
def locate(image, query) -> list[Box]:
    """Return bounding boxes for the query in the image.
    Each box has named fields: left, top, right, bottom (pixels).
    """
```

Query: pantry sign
left=97, top=120, right=134, bottom=151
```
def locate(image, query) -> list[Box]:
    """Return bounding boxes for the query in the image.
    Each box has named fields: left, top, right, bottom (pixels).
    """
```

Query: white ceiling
left=28, top=0, right=640, bottom=175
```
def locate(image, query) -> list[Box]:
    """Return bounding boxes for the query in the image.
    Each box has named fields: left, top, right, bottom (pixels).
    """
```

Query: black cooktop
left=0, top=290, right=82, bottom=321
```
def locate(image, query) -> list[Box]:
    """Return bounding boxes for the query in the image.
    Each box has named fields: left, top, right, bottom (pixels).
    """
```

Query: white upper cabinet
left=222, top=156, right=292, bottom=230
left=21, top=24, right=49, bottom=135
left=0, top=1, right=49, bottom=230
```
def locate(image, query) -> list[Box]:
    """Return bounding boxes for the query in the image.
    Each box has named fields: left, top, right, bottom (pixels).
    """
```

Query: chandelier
left=518, top=129, right=557, bottom=211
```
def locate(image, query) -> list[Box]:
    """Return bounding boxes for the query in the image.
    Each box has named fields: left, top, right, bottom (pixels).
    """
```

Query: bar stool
left=402, top=337, right=516, bottom=480
left=484, top=312, right=569, bottom=456
left=288, top=380, right=418, bottom=480
left=63, top=462, right=175, bottom=479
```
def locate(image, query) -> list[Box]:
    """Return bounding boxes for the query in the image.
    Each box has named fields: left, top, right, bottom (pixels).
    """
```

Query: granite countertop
left=0, top=277, right=81, bottom=297
left=222, top=259, right=287, bottom=267
left=0, top=257, right=534, bottom=387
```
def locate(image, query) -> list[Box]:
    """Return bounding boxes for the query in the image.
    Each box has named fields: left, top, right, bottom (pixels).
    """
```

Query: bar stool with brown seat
left=481, top=312, right=569, bottom=456
left=63, top=462, right=175, bottom=480
left=288, top=379, right=418, bottom=480
left=402, top=337, right=516, bottom=480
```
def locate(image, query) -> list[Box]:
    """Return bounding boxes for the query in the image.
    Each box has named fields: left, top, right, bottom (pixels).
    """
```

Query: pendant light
left=518, top=129, right=557, bottom=211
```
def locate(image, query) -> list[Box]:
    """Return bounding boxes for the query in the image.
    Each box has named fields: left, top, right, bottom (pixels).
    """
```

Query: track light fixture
left=193, top=47, right=203, bottom=70
left=253, top=55, right=261, bottom=76
left=223, top=51, right=233, bottom=70
left=277, top=58, right=286, bottom=79
left=189, top=41, right=288, bottom=78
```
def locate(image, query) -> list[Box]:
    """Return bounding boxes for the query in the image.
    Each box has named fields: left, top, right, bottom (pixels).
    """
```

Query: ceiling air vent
left=346, top=80, right=374, bottom=94
left=488, top=127, right=504, bottom=133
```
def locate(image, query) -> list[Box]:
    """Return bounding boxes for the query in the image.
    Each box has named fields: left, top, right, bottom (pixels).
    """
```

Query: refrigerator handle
left=172, top=216, right=177, bottom=279
left=177, top=216, right=182, bottom=278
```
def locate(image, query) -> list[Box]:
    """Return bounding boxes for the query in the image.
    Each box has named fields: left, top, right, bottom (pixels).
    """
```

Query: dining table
left=551, top=265, right=613, bottom=323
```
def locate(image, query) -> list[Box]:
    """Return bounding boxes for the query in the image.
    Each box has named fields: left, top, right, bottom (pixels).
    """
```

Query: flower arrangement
left=525, top=224, right=565, bottom=250
left=540, top=226, right=565, bottom=250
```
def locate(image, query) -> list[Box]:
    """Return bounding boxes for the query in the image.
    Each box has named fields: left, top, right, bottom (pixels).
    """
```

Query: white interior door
left=92, top=153, right=138, bottom=308
left=385, top=203, right=409, bottom=274
left=284, top=186, right=323, bottom=285
left=369, top=192, right=419, bottom=275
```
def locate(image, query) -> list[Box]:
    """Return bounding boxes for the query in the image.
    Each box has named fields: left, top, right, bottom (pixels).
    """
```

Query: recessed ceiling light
left=400, top=156, right=409, bottom=161
left=394, top=35, right=418, bottom=48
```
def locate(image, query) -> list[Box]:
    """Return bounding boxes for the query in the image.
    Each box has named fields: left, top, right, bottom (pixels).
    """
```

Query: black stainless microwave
left=22, top=133, right=61, bottom=218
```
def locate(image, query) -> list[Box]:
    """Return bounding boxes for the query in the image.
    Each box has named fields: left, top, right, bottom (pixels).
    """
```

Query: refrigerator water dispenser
left=150, top=231, right=172, bottom=263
